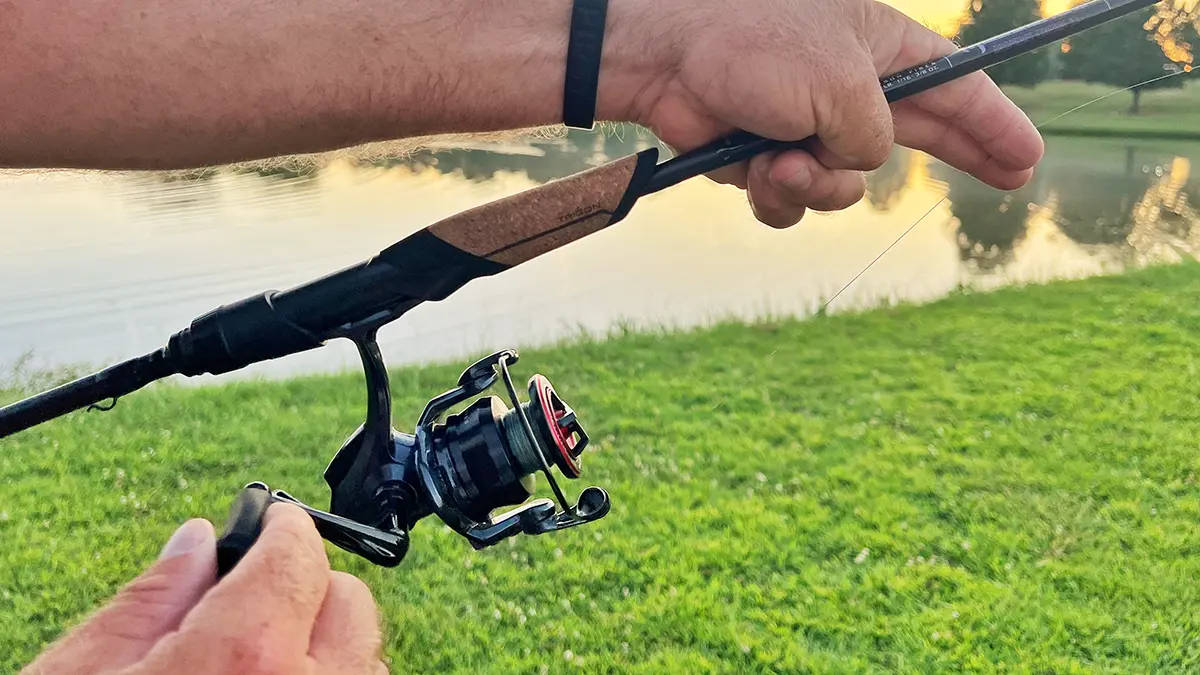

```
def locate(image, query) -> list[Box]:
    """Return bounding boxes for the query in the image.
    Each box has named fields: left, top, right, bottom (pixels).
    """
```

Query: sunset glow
left=880, top=0, right=1076, bottom=36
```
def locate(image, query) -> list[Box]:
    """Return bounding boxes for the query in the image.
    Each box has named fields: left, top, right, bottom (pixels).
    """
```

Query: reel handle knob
left=575, top=486, right=610, bottom=520
left=215, top=482, right=273, bottom=577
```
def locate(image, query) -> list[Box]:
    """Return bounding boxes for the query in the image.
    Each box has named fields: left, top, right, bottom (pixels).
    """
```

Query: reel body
left=216, top=336, right=609, bottom=574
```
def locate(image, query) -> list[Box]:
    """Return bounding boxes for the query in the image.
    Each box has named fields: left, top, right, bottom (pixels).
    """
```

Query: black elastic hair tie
left=563, top=0, right=610, bottom=130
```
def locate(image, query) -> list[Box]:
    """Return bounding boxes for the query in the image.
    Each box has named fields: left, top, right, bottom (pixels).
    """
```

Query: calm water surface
left=1, top=130, right=1198, bottom=382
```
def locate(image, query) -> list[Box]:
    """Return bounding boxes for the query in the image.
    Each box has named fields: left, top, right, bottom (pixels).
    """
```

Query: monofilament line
left=821, top=68, right=1196, bottom=312
left=1034, top=69, right=1192, bottom=128
left=821, top=196, right=949, bottom=310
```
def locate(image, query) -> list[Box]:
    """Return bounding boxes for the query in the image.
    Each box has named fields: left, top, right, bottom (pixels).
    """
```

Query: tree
left=956, top=0, right=1049, bottom=87
left=1061, top=2, right=1195, bottom=114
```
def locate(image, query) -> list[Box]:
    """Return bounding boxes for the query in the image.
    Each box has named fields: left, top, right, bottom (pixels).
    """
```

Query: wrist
left=594, top=0, right=682, bottom=125
left=365, top=0, right=679, bottom=139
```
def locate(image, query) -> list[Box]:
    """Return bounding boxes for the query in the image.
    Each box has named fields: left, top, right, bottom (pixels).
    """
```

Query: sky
left=882, top=0, right=1075, bottom=35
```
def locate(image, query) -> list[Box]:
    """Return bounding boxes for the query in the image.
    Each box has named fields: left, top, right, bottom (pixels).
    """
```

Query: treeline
left=957, top=0, right=1198, bottom=112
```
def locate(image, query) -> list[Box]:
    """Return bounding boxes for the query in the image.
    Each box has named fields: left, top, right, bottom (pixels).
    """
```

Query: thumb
left=22, top=519, right=218, bottom=675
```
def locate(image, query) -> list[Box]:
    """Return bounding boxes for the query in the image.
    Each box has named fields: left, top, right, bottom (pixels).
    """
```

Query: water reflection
left=397, top=126, right=666, bottom=184
left=933, top=162, right=1038, bottom=272
left=1127, top=156, right=1200, bottom=263
left=1, top=132, right=1197, bottom=380
left=864, top=146, right=913, bottom=212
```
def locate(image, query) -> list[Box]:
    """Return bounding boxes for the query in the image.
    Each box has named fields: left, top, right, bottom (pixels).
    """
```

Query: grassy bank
left=4, top=264, right=1200, bottom=673
left=1003, top=80, right=1200, bottom=139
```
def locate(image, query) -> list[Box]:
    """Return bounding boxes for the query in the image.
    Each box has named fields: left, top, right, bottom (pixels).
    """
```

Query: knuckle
left=264, top=510, right=329, bottom=571
left=827, top=69, right=893, bottom=170
left=985, top=104, right=1024, bottom=148
left=265, top=501, right=312, bottom=530
left=782, top=158, right=813, bottom=194
left=949, top=77, right=987, bottom=124
left=809, top=175, right=838, bottom=206
left=924, top=122, right=954, bottom=160
left=768, top=205, right=805, bottom=229
left=843, top=175, right=869, bottom=208
left=860, top=92, right=894, bottom=169
left=119, top=569, right=179, bottom=608
left=260, top=546, right=320, bottom=604
left=887, top=5, right=954, bottom=67
left=861, top=140, right=891, bottom=171
left=816, top=173, right=866, bottom=212
left=83, top=568, right=183, bottom=642
left=331, top=571, right=376, bottom=608
left=228, top=626, right=304, bottom=675
left=240, top=650, right=297, bottom=675
left=845, top=68, right=883, bottom=107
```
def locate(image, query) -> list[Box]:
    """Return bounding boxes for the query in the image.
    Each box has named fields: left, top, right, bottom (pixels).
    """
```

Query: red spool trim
left=531, top=375, right=582, bottom=478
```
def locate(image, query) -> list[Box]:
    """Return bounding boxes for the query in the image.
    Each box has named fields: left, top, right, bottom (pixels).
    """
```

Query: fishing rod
left=0, top=0, right=1158, bottom=575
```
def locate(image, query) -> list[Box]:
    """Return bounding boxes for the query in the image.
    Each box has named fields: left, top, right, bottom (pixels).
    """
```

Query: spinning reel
left=216, top=336, right=610, bottom=575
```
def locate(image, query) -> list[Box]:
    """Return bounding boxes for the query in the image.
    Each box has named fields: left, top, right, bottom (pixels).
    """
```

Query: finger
left=746, top=153, right=807, bottom=228
left=892, top=101, right=1035, bottom=191
left=810, top=55, right=895, bottom=172
left=310, top=572, right=384, bottom=672
left=706, top=162, right=749, bottom=190
left=647, top=100, right=746, bottom=189
left=644, top=94, right=734, bottom=155
left=767, top=150, right=867, bottom=213
left=868, top=2, right=1043, bottom=173
left=911, top=72, right=1043, bottom=172
left=19, top=520, right=217, bottom=675
left=176, top=503, right=331, bottom=651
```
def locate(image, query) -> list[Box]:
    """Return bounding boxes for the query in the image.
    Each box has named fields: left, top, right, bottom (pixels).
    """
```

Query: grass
left=4, top=264, right=1200, bottom=673
left=1003, top=79, right=1200, bottom=139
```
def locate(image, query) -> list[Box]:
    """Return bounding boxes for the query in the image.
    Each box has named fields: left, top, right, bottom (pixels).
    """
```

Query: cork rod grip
left=428, top=148, right=659, bottom=266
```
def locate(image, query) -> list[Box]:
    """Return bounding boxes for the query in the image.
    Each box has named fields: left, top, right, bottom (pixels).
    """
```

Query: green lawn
left=1002, top=79, right=1200, bottom=139
left=3, top=264, right=1200, bottom=673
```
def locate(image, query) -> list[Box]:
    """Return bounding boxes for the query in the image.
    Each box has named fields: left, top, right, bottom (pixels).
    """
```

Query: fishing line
left=821, top=68, right=1197, bottom=312
left=821, top=196, right=949, bottom=309
left=1034, top=68, right=1192, bottom=128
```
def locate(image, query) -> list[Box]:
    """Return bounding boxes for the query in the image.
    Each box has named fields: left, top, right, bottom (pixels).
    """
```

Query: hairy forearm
left=0, top=0, right=663, bottom=169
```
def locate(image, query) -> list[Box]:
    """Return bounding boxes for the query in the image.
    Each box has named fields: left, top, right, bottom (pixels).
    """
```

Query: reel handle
left=215, top=482, right=273, bottom=577
left=215, top=482, right=411, bottom=578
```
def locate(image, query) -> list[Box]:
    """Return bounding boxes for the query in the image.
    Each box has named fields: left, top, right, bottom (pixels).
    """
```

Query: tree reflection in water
left=931, top=162, right=1037, bottom=272
left=921, top=141, right=1200, bottom=275
left=1127, top=156, right=1199, bottom=262
left=864, top=147, right=913, bottom=212
left=1049, top=146, right=1145, bottom=246
left=395, top=126, right=665, bottom=184
left=1044, top=144, right=1198, bottom=264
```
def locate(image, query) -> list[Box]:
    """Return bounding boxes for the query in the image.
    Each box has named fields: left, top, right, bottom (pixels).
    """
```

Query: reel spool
left=216, top=340, right=609, bottom=575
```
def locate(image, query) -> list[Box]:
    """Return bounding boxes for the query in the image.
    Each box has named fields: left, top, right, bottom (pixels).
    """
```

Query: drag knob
left=527, top=375, right=589, bottom=478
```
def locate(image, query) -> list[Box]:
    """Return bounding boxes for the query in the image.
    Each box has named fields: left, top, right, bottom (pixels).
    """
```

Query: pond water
left=1, top=129, right=1198, bottom=382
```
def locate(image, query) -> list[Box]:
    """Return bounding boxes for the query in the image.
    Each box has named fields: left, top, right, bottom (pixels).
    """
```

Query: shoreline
left=1036, top=126, right=1200, bottom=141
left=1003, top=79, right=1200, bottom=141
left=0, top=265, right=1155, bottom=401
